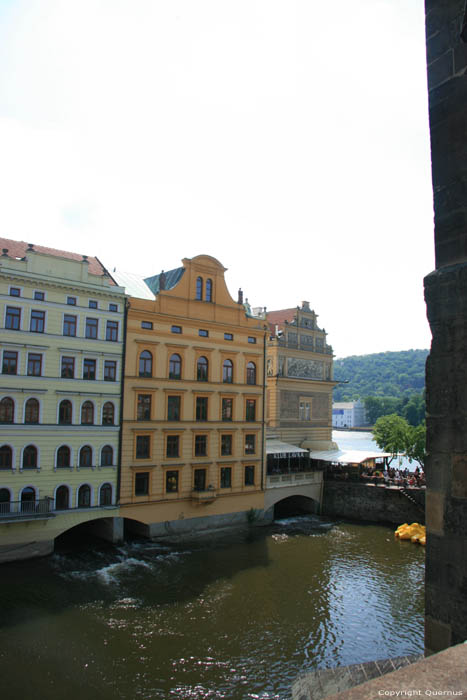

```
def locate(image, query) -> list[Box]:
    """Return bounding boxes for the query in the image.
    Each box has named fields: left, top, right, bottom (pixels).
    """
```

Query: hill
left=333, top=349, right=429, bottom=402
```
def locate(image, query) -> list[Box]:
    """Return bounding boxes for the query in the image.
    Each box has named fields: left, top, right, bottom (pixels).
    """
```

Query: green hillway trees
left=372, top=414, right=426, bottom=469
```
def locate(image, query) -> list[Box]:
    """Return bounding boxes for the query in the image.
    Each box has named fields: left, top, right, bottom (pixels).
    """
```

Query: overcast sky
left=0, top=0, right=434, bottom=358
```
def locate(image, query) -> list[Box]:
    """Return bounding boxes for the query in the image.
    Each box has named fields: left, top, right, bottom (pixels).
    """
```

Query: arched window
left=169, top=353, right=181, bottom=379
left=102, top=402, right=115, bottom=425
left=59, top=400, right=72, bottom=425
left=21, top=487, right=35, bottom=513
left=101, top=445, right=114, bottom=466
left=197, top=356, right=208, bottom=382
left=0, top=488, right=10, bottom=514
left=55, top=485, right=69, bottom=510
left=79, top=445, right=93, bottom=468
left=0, top=445, right=12, bottom=470
left=206, top=278, right=213, bottom=302
left=139, top=350, right=153, bottom=378
left=25, top=398, right=39, bottom=424
left=22, top=445, right=37, bottom=470
left=57, top=445, right=71, bottom=468
left=78, top=484, right=91, bottom=508
left=223, top=359, right=233, bottom=383
left=0, top=397, right=14, bottom=424
left=246, top=362, right=256, bottom=385
left=196, top=276, right=203, bottom=300
left=81, top=401, right=94, bottom=425
left=99, top=483, right=112, bottom=506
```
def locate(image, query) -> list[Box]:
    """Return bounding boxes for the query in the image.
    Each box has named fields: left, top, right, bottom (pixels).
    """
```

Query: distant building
left=332, top=399, right=368, bottom=428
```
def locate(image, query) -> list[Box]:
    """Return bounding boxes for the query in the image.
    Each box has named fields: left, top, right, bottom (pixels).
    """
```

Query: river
left=0, top=431, right=424, bottom=700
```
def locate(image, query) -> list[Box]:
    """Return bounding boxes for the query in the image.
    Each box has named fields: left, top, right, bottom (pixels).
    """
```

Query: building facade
left=0, top=238, right=125, bottom=561
left=266, top=301, right=336, bottom=450
left=114, top=255, right=267, bottom=537
left=332, top=400, right=368, bottom=428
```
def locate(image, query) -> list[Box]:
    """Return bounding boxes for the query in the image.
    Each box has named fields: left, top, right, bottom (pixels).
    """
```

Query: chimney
left=27, top=243, right=34, bottom=251
left=159, top=270, right=166, bottom=291
left=1, top=248, right=8, bottom=257
left=238, top=288, right=243, bottom=304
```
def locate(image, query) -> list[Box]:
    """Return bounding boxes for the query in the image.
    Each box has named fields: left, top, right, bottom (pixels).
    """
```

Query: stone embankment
left=322, top=482, right=425, bottom=525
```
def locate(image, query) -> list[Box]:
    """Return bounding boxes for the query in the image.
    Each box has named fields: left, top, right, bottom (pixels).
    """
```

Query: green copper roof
left=144, top=267, right=185, bottom=295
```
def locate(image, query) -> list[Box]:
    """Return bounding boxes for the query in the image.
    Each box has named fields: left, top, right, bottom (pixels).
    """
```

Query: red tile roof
left=266, top=308, right=297, bottom=326
left=0, top=237, right=110, bottom=279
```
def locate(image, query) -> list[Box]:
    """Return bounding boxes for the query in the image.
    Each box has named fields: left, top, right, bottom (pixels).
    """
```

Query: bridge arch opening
left=273, top=495, right=319, bottom=520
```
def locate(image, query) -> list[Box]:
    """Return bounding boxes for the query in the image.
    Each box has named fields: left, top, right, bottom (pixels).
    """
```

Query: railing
left=191, top=488, right=217, bottom=503
left=266, top=471, right=322, bottom=488
left=0, top=498, right=54, bottom=520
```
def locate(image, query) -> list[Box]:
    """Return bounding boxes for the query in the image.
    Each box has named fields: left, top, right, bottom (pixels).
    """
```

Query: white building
left=332, top=400, right=368, bottom=428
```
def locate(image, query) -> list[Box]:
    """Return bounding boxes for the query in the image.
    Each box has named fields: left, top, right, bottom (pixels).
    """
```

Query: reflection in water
left=0, top=518, right=424, bottom=700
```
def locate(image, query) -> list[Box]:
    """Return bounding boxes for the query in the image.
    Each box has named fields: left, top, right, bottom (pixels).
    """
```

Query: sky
left=0, top=0, right=434, bottom=358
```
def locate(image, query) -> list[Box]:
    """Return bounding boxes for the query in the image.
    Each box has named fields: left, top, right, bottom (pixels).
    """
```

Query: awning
left=308, top=449, right=392, bottom=465
left=266, top=440, right=309, bottom=458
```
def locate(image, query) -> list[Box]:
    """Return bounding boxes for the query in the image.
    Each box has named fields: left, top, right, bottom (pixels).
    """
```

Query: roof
left=266, top=308, right=297, bottom=327
left=144, top=267, right=185, bottom=295
left=111, top=269, right=155, bottom=300
left=266, top=439, right=309, bottom=456
left=0, top=237, right=108, bottom=278
left=333, top=403, right=357, bottom=410
left=308, top=449, right=392, bottom=464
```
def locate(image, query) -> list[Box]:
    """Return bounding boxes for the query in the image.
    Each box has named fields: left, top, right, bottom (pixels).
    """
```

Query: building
left=0, top=238, right=125, bottom=561
left=332, top=400, right=368, bottom=428
left=265, top=301, right=336, bottom=450
left=113, top=255, right=267, bottom=537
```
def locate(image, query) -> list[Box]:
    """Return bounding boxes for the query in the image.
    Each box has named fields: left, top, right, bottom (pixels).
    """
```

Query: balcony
left=191, top=488, right=217, bottom=504
left=0, top=498, right=55, bottom=522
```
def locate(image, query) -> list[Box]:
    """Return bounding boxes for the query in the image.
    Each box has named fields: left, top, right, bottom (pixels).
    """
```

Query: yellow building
left=266, top=301, right=337, bottom=450
left=0, top=238, right=125, bottom=561
left=113, top=255, right=267, bottom=537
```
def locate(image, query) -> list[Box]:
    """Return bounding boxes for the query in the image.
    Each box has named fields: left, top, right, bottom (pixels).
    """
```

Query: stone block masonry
left=322, top=483, right=425, bottom=525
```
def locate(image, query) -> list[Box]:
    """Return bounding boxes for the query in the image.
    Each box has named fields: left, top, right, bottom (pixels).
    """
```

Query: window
left=224, top=332, right=233, bottom=341
left=206, top=279, right=212, bottom=302
left=139, top=350, right=153, bottom=377
left=223, top=359, right=233, bottom=383
left=135, top=472, right=149, bottom=496
left=171, top=325, right=182, bottom=334
left=27, top=353, right=42, bottom=376
left=61, top=356, right=75, bottom=378
left=169, top=353, right=181, bottom=379
left=196, top=277, right=203, bottom=300
left=34, top=291, right=45, bottom=301
left=106, top=320, right=119, bottom=341
left=55, top=485, right=69, bottom=510
left=25, top=398, right=39, bottom=424
left=246, top=362, right=256, bottom=385
left=136, top=435, right=150, bottom=459
left=166, top=435, right=179, bottom=458
left=245, top=465, right=255, bottom=486
left=100, top=483, right=112, bottom=505
left=0, top=488, right=10, bottom=513
left=222, top=397, right=233, bottom=421
left=83, top=358, right=96, bottom=380
left=67, top=296, right=77, bottom=305
left=78, top=484, right=91, bottom=508
left=198, top=329, right=209, bottom=337
left=299, top=401, right=311, bottom=421
left=193, top=468, right=206, bottom=491
left=57, top=446, right=71, bottom=468
left=9, top=287, right=20, bottom=297
left=245, top=434, right=256, bottom=454
left=166, top=470, right=179, bottom=493
left=79, top=445, right=93, bottom=468
left=81, top=401, right=94, bottom=425
left=104, top=360, right=117, bottom=381
left=22, top=445, right=37, bottom=469
left=0, top=446, right=12, bottom=469
left=89, top=300, right=98, bottom=309
left=85, top=317, right=99, bottom=339
left=220, top=467, right=232, bottom=488
left=196, top=397, right=208, bottom=421
left=197, top=356, right=208, bottom=381
left=246, top=399, right=256, bottom=422
left=194, top=435, right=207, bottom=457
left=59, top=400, right=72, bottom=425
left=167, top=395, right=181, bottom=421
left=21, top=487, right=36, bottom=512
left=63, top=314, right=77, bottom=336
left=2, top=351, right=17, bottom=375
left=30, top=310, right=45, bottom=333
left=101, top=445, right=114, bottom=466
left=221, top=434, right=232, bottom=456
left=5, top=306, right=21, bottom=330
left=109, top=303, right=118, bottom=312
left=0, top=397, right=14, bottom=423
left=102, top=402, right=115, bottom=425
left=141, top=321, right=153, bottom=329
left=137, top=394, right=151, bottom=421
left=248, top=336, right=257, bottom=344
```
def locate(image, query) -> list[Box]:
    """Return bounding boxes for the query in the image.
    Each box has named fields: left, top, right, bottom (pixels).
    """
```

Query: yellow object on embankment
left=395, top=523, right=426, bottom=545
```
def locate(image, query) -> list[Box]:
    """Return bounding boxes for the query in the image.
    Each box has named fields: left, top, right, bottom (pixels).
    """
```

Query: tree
left=405, top=423, right=426, bottom=469
left=372, top=414, right=410, bottom=464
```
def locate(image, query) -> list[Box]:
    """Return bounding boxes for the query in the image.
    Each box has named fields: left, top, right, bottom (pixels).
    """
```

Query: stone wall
left=322, top=483, right=425, bottom=525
